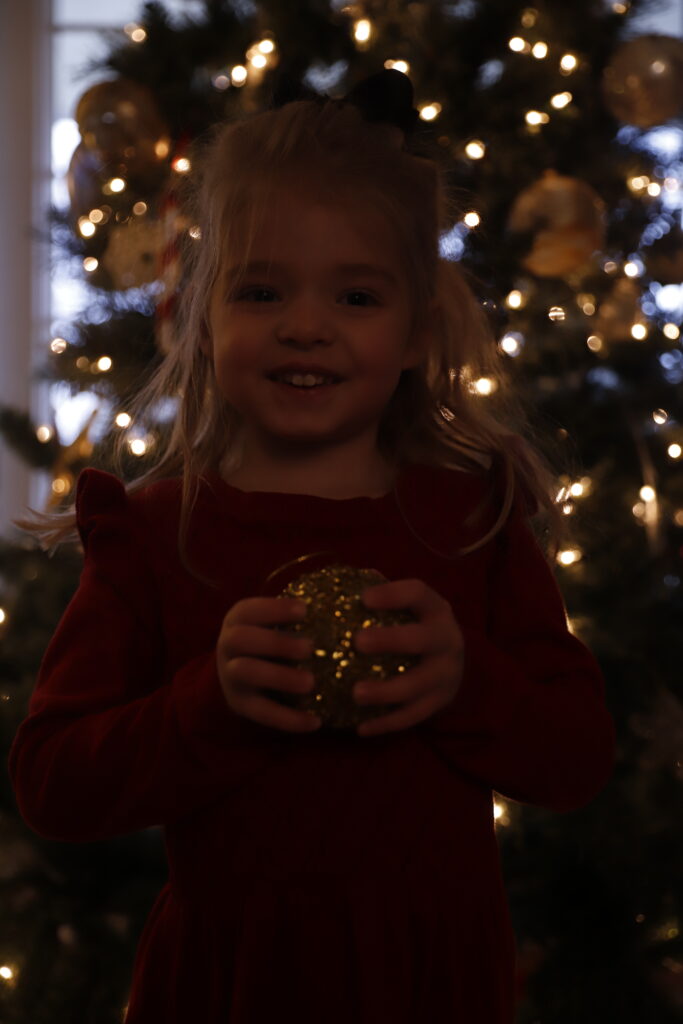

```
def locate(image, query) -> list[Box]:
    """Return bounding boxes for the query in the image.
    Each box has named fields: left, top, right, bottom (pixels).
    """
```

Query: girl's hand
left=216, top=597, right=320, bottom=733
left=352, top=579, right=464, bottom=738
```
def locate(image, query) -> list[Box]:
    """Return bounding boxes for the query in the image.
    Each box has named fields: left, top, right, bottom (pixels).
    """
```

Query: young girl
left=8, top=70, right=616, bottom=1023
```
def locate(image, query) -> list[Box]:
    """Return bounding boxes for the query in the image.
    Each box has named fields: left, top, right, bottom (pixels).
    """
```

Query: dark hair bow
left=268, top=67, right=420, bottom=146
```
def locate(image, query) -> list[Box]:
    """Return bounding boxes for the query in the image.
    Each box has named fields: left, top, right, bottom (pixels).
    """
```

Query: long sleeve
left=420, top=491, right=617, bottom=813
left=7, top=470, right=282, bottom=843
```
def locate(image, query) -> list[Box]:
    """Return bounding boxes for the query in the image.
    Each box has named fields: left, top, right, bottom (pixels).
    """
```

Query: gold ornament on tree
left=75, top=78, right=171, bottom=183
left=507, top=170, right=606, bottom=278
left=263, top=559, right=420, bottom=731
left=101, top=215, right=167, bottom=290
left=602, top=34, right=683, bottom=129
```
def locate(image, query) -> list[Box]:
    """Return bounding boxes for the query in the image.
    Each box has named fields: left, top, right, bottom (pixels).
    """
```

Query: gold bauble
left=101, top=215, right=167, bottom=290
left=602, top=34, right=683, bottom=130
left=507, top=170, right=606, bottom=278
left=75, top=78, right=171, bottom=182
left=267, top=564, right=419, bottom=731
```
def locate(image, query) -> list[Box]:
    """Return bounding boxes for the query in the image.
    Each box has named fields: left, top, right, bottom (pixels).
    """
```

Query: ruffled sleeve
left=419, top=478, right=617, bottom=813
left=8, top=469, right=282, bottom=842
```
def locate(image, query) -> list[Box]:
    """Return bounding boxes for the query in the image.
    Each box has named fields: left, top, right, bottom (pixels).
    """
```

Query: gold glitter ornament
left=266, top=563, right=420, bottom=732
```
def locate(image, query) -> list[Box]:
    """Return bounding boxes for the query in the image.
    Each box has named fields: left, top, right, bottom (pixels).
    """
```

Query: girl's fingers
left=355, top=621, right=429, bottom=655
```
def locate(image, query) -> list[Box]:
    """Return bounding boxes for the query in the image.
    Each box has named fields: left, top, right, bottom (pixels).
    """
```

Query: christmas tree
left=2, top=1, right=683, bottom=1020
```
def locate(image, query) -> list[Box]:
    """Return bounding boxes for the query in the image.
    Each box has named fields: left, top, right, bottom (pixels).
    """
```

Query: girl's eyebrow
left=227, top=260, right=399, bottom=286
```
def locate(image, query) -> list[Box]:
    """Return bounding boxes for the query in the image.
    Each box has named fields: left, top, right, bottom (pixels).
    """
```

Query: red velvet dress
left=8, top=462, right=616, bottom=1023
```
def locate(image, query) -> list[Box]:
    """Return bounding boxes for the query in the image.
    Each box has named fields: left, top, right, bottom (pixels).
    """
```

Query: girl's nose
left=275, top=294, right=333, bottom=345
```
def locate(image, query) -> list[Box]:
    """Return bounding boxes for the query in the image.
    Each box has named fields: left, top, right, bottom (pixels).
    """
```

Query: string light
left=559, top=53, right=578, bottom=74
left=50, top=337, right=67, bottom=354
left=587, top=334, right=603, bottom=352
left=525, top=110, right=550, bottom=125
left=419, top=103, right=441, bottom=121
left=172, top=156, right=191, bottom=173
left=189, top=225, right=201, bottom=239
left=95, top=357, right=112, bottom=372
left=551, top=91, right=572, bottom=109
left=213, top=74, right=230, bottom=90
left=668, top=444, right=682, bottom=460
left=653, top=409, right=669, bottom=424
left=499, top=332, right=524, bottom=355
left=532, top=42, right=548, bottom=59
left=115, top=413, right=132, bottom=428
left=257, top=38, right=275, bottom=54
left=52, top=477, right=69, bottom=496
left=548, top=306, right=566, bottom=321
left=640, top=485, right=656, bottom=502
left=463, top=211, right=480, bottom=228
left=506, top=289, right=525, bottom=308
left=0, top=609, right=6, bottom=626
left=663, top=323, right=680, bottom=339
left=631, top=323, right=648, bottom=340
left=628, top=175, right=649, bottom=193
left=83, top=257, right=98, bottom=272
left=88, top=208, right=104, bottom=223
left=603, top=260, right=618, bottom=273
left=471, top=376, right=497, bottom=395
left=124, top=23, right=147, bottom=42
left=508, top=37, right=527, bottom=52
left=133, top=202, right=147, bottom=215
left=384, top=59, right=410, bottom=73
left=106, top=177, right=126, bottom=193
left=354, top=18, right=372, bottom=44
left=129, top=439, right=148, bottom=456
left=36, top=425, right=53, bottom=442
left=557, top=548, right=582, bottom=566
left=230, top=65, right=248, bottom=85
left=624, top=261, right=640, bottom=277
left=521, top=8, right=538, bottom=27
left=155, top=139, right=170, bottom=158
left=647, top=182, right=662, bottom=197
left=77, top=217, right=96, bottom=238
left=465, top=139, right=486, bottom=159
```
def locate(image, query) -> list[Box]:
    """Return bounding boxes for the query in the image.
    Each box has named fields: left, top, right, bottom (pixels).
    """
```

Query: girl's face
left=202, top=190, right=431, bottom=478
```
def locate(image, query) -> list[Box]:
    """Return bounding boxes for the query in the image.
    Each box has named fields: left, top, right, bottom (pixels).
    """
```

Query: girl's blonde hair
left=16, top=94, right=571, bottom=580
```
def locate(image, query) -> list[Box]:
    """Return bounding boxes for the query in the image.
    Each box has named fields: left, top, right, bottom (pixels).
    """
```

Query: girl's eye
left=237, top=287, right=277, bottom=302
left=343, top=291, right=377, bottom=307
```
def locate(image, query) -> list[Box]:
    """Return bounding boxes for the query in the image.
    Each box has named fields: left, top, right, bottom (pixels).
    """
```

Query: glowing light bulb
left=557, top=549, right=582, bottom=566
left=472, top=376, right=497, bottom=395
left=173, top=157, right=191, bottom=173
left=231, top=65, right=248, bottom=85
left=525, top=110, right=549, bottom=125
left=125, top=23, right=147, bottom=42
left=257, top=38, right=275, bottom=54
left=465, top=139, right=486, bottom=159
left=500, top=333, right=523, bottom=355
left=624, top=261, right=640, bottom=277
left=0, top=609, right=6, bottom=626
left=133, top=201, right=147, bottom=215
left=640, top=485, right=656, bottom=502
left=129, top=439, right=148, bottom=456
left=249, top=53, right=267, bottom=69
left=155, top=139, right=170, bottom=158
left=668, top=444, right=682, bottom=459
left=560, top=53, right=578, bottom=73
left=628, top=175, right=648, bottom=192
left=653, top=409, right=669, bottom=424
left=647, top=182, right=661, bottom=196
left=354, top=18, right=372, bottom=43
left=78, top=217, right=96, bottom=237
left=384, top=59, right=409, bottom=74
left=36, top=425, right=53, bottom=442
left=115, top=413, right=131, bottom=428
left=506, top=289, right=524, bottom=308
left=189, top=225, right=201, bottom=239
left=463, top=211, right=480, bottom=228
left=83, top=257, right=98, bottom=272
left=570, top=482, right=585, bottom=497
left=587, top=335, right=603, bottom=352
left=419, top=103, right=441, bottom=121
left=551, top=91, right=572, bottom=109
left=509, top=36, right=526, bottom=52
left=532, top=42, right=548, bottom=59
left=52, top=477, right=69, bottom=495
left=663, top=323, right=680, bottom=339
left=213, top=74, right=230, bottom=90
left=88, top=208, right=104, bottom=223
left=603, top=260, right=618, bottom=273
left=96, top=356, right=112, bottom=372
left=548, top=306, right=566, bottom=321
left=50, top=337, right=67, bottom=354
left=108, top=177, right=126, bottom=193
left=631, top=323, right=648, bottom=340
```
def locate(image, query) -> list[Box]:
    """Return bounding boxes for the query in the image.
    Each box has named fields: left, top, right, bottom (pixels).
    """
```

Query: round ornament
left=266, top=563, right=420, bottom=731
left=101, top=215, right=167, bottom=290
left=507, top=170, right=606, bottom=278
left=75, top=78, right=171, bottom=181
left=602, top=34, right=683, bottom=129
